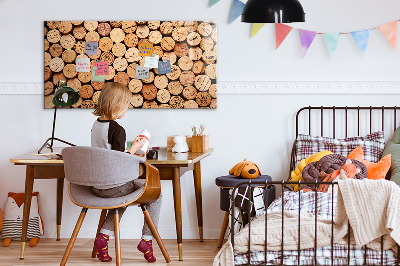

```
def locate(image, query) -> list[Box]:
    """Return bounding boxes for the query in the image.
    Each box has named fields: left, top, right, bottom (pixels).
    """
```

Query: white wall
left=1, top=0, right=400, bottom=239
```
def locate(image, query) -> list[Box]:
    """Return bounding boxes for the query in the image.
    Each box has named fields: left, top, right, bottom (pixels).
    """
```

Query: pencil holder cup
left=191, top=135, right=209, bottom=153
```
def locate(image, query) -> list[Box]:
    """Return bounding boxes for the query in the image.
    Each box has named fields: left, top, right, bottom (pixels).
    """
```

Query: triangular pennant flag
left=323, top=33, right=341, bottom=58
left=275, top=23, right=292, bottom=49
left=298, top=29, right=317, bottom=58
left=351, top=29, right=370, bottom=55
left=229, top=0, right=245, bottom=24
left=378, top=21, right=397, bottom=50
left=209, top=0, right=220, bottom=7
left=251, top=23, right=266, bottom=38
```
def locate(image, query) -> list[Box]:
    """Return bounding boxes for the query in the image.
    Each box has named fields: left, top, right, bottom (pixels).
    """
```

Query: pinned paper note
left=136, top=66, right=150, bottom=79
left=91, top=67, right=105, bottom=82
left=158, top=60, right=171, bottom=74
left=144, top=54, right=159, bottom=68
left=94, top=60, right=109, bottom=75
left=85, top=42, right=99, bottom=55
left=138, top=41, right=153, bottom=56
left=76, top=58, right=90, bottom=72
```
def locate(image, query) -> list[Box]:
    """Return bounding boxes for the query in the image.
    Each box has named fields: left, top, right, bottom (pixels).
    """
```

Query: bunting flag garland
left=251, top=23, right=266, bottom=38
left=351, top=29, right=370, bottom=55
left=323, top=33, right=341, bottom=58
left=275, top=23, right=292, bottom=49
left=229, top=0, right=245, bottom=24
left=378, top=21, right=398, bottom=50
left=298, top=29, right=317, bottom=58
left=209, top=0, right=220, bottom=7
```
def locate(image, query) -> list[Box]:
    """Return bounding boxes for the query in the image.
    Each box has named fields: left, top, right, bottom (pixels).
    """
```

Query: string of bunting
left=209, top=0, right=399, bottom=58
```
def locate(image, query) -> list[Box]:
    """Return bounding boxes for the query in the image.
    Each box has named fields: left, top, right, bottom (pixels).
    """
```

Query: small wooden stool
left=215, top=175, right=275, bottom=248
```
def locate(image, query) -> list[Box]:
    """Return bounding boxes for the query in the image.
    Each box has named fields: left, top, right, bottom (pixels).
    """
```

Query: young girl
left=91, top=82, right=162, bottom=263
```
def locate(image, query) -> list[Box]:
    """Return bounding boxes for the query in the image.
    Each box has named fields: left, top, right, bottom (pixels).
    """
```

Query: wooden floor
left=0, top=239, right=221, bottom=265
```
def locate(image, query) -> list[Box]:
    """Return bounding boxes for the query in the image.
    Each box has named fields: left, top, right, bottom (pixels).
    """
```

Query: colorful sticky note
left=76, top=58, right=90, bottom=72
left=136, top=66, right=150, bottom=79
left=144, top=54, right=159, bottom=68
left=91, top=67, right=105, bottom=82
left=158, top=60, right=171, bottom=74
left=138, top=41, right=153, bottom=56
left=94, top=60, right=109, bottom=75
left=85, top=42, right=98, bottom=55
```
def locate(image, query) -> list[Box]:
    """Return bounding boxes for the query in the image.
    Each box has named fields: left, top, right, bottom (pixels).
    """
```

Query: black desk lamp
left=241, top=0, right=305, bottom=23
left=38, top=81, right=80, bottom=154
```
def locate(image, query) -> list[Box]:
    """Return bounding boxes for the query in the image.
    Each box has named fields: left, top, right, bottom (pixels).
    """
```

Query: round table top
left=215, top=175, right=272, bottom=188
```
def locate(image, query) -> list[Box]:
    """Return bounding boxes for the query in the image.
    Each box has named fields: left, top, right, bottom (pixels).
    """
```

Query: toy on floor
left=229, top=159, right=261, bottom=179
left=1, top=192, right=44, bottom=247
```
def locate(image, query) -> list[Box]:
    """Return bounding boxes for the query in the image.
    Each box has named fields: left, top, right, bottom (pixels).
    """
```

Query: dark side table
left=215, top=175, right=275, bottom=248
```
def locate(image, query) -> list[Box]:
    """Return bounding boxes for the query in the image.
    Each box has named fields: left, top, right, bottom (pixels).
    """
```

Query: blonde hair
left=93, top=82, right=131, bottom=120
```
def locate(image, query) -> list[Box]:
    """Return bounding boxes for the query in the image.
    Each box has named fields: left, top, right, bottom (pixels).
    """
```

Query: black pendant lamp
left=242, top=0, right=305, bottom=23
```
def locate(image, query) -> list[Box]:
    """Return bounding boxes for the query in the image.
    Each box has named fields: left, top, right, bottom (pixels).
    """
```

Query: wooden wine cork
left=202, top=50, right=217, bottom=64
left=47, top=21, right=59, bottom=30
left=44, top=95, right=55, bottom=109
left=78, top=72, right=91, bottom=83
left=197, top=23, right=212, bottom=36
left=85, top=31, right=100, bottom=42
left=166, top=65, right=181, bottom=80
left=110, top=21, right=122, bottom=28
left=92, top=91, right=102, bottom=105
left=160, top=22, right=173, bottom=35
left=184, top=100, right=199, bottom=109
left=44, top=40, right=50, bottom=52
left=98, top=22, right=111, bottom=36
left=195, top=75, right=211, bottom=91
left=169, top=96, right=184, bottom=108
left=138, top=57, right=146, bottom=67
left=187, top=32, right=201, bottom=46
left=213, top=44, right=218, bottom=53
left=192, top=60, right=205, bottom=75
left=126, top=64, right=136, bottom=78
left=67, top=78, right=82, bottom=91
left=84, top=21, right=98, bottom=31
left=113, top=71, right=130, bottom=87
left=159, top=104, right=171, bottom=108
left=49, top=44, right=63, bottom=57
left=182, top=86, right=197, bottom=99
left=149, top=30, right=162, bottom=44
left=128, top=79, right=142, bottom=93
left=100, top=51, right=115, bottom=65
left=172, top=27, right=188, bottom=42
left=148, top=21, right=161, bottom=30
left=184, top=21, right=198, bottom=32
left=209, top=84, right=217, bottom=98
left=124, top=33, right=139, bottom=48
left=156, top=89, right=171, bottom=103
left=174, top=42, right=189, bottom=57
left=110, top=28, right=125, bottom=43
left=99, top=37, right=113, bottom=52
left=113, top=57, right=128, bottom=71
left=63, top=64, right=77, bottom=78
left=44, top=26, right=48, bottom=37
left=105, top=66, right=116, bottom=80
left=152, top=46, right=164, bottom=58
left=142, top=84, right=157, bottom=100
left=122, top=21, right=137, bottom=33
left=44, top=67, right=53, bottom=81
left=180, top=71, right=195, bottom=86
left=44, top=81, right=54, bottom=95
left=88, top=53, right=100, bottom=60
left=168, top=81, right=183, bottom=95
left=178, top=57, right=193, bottom=71
left=210, top=98, right=217, bottom=109
left=53, top=72, right=66, bottom=85
left=171, top=21, right=184, bottom=27
left=75, top=41, right=86, bottom=54
left=136, top=21, right=147, bottom=25
left=60, top=34, right=76, bottom=50
left=79, top=84, right=94, bottom=99
left=71, top=21, right=84, bottom=26
left=112, top=43, right=127, bottom=57
left=205, top=64, right=217, bottom=79
left=154, top=75, right=168, bottom=89
left=162, top=52, right=177, bottom=65
left=47, top=29, right=61, bottom=43
left=142, top=71, right=155, bottom=84
left=62, top=49, right=77, bottom=63
left=143, top=101, right=158, bottom=109
left=81, top=100, right=95, bottom=109
left=58, top=21, right=73, bottom=34
left=211, top=27, right=217, bottom=42
left=161, top=37, right=175, bottom=51
left=125, top=47, right=141, bottom=62
left=91, top=81, right=105, bottom=91
left=196, top=91, right=211, bottom=107
left=136, top=25, right=150, bottom=39
left=49, top=57, right=64, bottom=72
left=44, top=52, right=51, bottom=67
left=188, top=47, right=202, bottom=61
left=130, top=94, right=144, bottom=107
left=200, top=37, right=214, bottom=51
left=71, top=97, right=82, bottom=108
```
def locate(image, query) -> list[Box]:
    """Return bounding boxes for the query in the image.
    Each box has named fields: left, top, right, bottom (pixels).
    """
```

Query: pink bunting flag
left=298, top=29, right=317, bottom=58
left=275, top=23, right=293, bottom=49
left=378, top=21, right=398, bottom=50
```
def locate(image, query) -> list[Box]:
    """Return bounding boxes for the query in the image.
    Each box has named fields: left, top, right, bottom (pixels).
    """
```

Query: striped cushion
left=1, top=217, right=41, bottom=240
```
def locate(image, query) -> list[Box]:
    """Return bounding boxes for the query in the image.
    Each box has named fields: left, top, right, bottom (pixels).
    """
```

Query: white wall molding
left=1, top=81, right=400, bottom=95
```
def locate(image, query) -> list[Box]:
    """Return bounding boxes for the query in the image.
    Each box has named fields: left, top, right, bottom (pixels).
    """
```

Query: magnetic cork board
left=44, top=21, right=217, bottom=109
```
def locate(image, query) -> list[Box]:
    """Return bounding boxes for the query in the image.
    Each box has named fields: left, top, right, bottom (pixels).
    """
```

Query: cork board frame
left=44, top=21, right=217, bottom=109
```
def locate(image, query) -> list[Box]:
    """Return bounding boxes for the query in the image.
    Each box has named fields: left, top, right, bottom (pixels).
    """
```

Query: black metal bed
left=230, top=106, right=400, bottom=266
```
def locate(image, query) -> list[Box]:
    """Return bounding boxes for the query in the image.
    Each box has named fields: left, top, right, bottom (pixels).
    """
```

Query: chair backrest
left=62, top=146, right=145, bottom=187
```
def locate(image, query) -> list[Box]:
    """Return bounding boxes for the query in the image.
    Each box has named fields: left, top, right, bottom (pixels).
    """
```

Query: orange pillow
left=347, top=146, right=391, bottom=180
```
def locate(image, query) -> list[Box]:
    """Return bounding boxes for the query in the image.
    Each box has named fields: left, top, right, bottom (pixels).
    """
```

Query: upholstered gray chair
left=60, top=146, right=171, bottom=266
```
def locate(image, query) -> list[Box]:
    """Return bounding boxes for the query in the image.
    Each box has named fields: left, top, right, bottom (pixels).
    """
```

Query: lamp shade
left=52, top=83, right=80, bottom=108
left=241, top=0, right=305, bottom=23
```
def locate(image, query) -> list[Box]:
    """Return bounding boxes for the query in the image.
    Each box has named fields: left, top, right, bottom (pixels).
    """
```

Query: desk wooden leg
left=20, top=165, right=34, bottom=259
left=56, top=178, right=64, bottom=241
left=217, top=211, right=230, bottom=248
left=193, top=161, right=203, bottom=242
left=172, top=167, right=183, bottom=261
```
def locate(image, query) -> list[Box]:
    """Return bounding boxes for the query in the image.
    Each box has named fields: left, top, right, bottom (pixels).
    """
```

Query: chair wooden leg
left=217, top=211, right=230, bottom=248
left=91, top=209, right=108, bottom=258
left=114, top=210, right=121, bottom=266
left=60, top=208, right=88, bottom=266
left=141, top=205, right=171, bottom=263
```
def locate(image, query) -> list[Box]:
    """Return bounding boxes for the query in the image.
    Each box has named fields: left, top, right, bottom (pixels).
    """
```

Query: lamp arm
left=50, top=106, right=57, bottom=148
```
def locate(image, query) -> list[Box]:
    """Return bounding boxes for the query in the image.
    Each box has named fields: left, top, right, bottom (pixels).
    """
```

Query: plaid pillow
left=295, top=131, right=385, bottom=166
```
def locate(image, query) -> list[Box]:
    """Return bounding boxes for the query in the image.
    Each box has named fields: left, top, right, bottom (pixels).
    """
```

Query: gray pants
left=92, top=180, right=162, bottom=240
